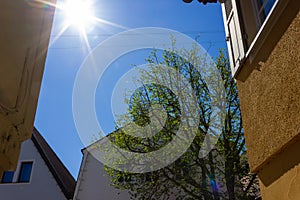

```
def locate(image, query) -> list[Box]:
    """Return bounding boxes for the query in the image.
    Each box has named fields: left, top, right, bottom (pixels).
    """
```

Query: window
left=18, top=162, right=33, bottom=183
left=221, top=0, right=246, bottom=73
left=221, top=0, right=279, bottom=78
left=1, top=171, right=14, bottom=183
left=256, top=0, right=276, bottom=25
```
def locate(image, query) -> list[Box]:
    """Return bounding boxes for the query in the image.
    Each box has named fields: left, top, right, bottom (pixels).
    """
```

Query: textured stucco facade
left=0, top=0, right=56, bottom=174
left=258, top=138, right=300, bottom=200
left=0, top=115, right=21, bottom=176
left=236, top=11, right=300, bottom=172
left=236, top=10, right=300, bottom=200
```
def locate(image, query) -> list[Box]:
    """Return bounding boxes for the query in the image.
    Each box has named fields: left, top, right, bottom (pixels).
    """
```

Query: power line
left=50, top=30, right=225, bottom=38
left=49, top=40, right=226, bottom=50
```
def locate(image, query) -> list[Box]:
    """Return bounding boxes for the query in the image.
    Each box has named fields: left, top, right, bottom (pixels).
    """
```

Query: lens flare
left=62, top=0, right=94, bottom=32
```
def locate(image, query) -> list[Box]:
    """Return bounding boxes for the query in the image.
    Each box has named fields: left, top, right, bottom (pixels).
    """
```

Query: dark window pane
left=263, top=0, right=276, bottom=16
left=18, top=162, right=33, bottom=183
left=259, top=0, right=276, bottom=21
left=1, top=171, right=14, bottom=183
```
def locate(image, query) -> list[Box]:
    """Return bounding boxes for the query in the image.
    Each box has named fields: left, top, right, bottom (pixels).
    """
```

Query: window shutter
left=221, top=0, right=246, bottom=76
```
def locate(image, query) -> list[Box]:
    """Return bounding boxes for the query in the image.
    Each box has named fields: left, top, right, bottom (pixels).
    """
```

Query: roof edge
left=31, top=127, right=76, bottom=199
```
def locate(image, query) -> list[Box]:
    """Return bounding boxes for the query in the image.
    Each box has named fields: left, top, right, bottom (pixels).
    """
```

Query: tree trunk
left=225, top=158, right=235, bottom=200
left=209, top=152, right=220, bottom=200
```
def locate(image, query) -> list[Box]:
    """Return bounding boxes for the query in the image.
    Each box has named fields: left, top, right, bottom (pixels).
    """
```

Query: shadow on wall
left=258, top=133, right=300, bottom=187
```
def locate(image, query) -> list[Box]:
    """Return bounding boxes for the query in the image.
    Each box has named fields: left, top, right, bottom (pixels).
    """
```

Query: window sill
left=0, top=182, right=30, bottom=185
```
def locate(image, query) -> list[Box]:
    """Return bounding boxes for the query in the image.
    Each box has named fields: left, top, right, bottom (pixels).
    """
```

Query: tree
left=101, top=44, right=260, bottom=200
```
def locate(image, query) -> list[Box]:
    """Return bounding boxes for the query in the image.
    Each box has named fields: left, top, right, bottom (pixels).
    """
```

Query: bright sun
left=62, top=0, right=94, bottom=32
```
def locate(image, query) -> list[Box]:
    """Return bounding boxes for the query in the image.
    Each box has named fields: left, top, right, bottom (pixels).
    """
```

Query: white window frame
left=222, top=0, right=292, bottom=80
left=221, top=0, right=246, bottom=77
left=13, top=160, right=35, bottom=184
left=246, top=0, right=280, bottom=51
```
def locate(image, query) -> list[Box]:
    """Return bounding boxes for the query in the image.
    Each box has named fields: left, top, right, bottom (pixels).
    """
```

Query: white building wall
left=74, top=151, right=130, bottom=200
left=0, top=139, right=67, bottom=200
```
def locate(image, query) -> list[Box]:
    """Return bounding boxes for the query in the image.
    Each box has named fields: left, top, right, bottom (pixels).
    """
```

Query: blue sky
left=34, top=0, right=227, bottom=178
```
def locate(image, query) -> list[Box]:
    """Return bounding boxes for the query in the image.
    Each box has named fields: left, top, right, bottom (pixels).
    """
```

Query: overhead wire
left=50, top=30, right=225, bottom=38
left=49, top=30, right=226, bottom=50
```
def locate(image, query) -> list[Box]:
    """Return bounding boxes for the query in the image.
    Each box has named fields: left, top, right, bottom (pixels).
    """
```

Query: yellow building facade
left=221, top=0, right=299, bottom=199
left=0, top=1, right=56, bottom=176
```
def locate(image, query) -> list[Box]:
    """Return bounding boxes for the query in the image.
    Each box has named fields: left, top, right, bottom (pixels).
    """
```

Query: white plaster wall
left=0, top=139, right=67, bottom=200
left=74, top=152, right=130, bottom=200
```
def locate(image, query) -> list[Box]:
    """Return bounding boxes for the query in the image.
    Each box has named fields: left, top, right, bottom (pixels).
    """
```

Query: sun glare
left=34, top=0, right=128, bottom=51
left=62, top=0, right=94, bottom=32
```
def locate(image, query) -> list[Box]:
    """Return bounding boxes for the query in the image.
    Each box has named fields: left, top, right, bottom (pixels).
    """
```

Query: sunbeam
left=49, top=23, right=69, bottom=48
left=28, top=0, right=129, bottom=54
left=92, top=17, right=129, bottom=31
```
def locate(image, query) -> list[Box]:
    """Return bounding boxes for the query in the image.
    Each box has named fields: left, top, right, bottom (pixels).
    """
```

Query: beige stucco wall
left=236, top=11, right=300, bottom=172
left=0, top=114, right=21, bottom=172
left=258, top=137, right=300, bottom=200
left=236, top=10, right=300, bottom=200
left=0, top=0, right=55, bottom=172
left=259, top=163, right=300, bottom=200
